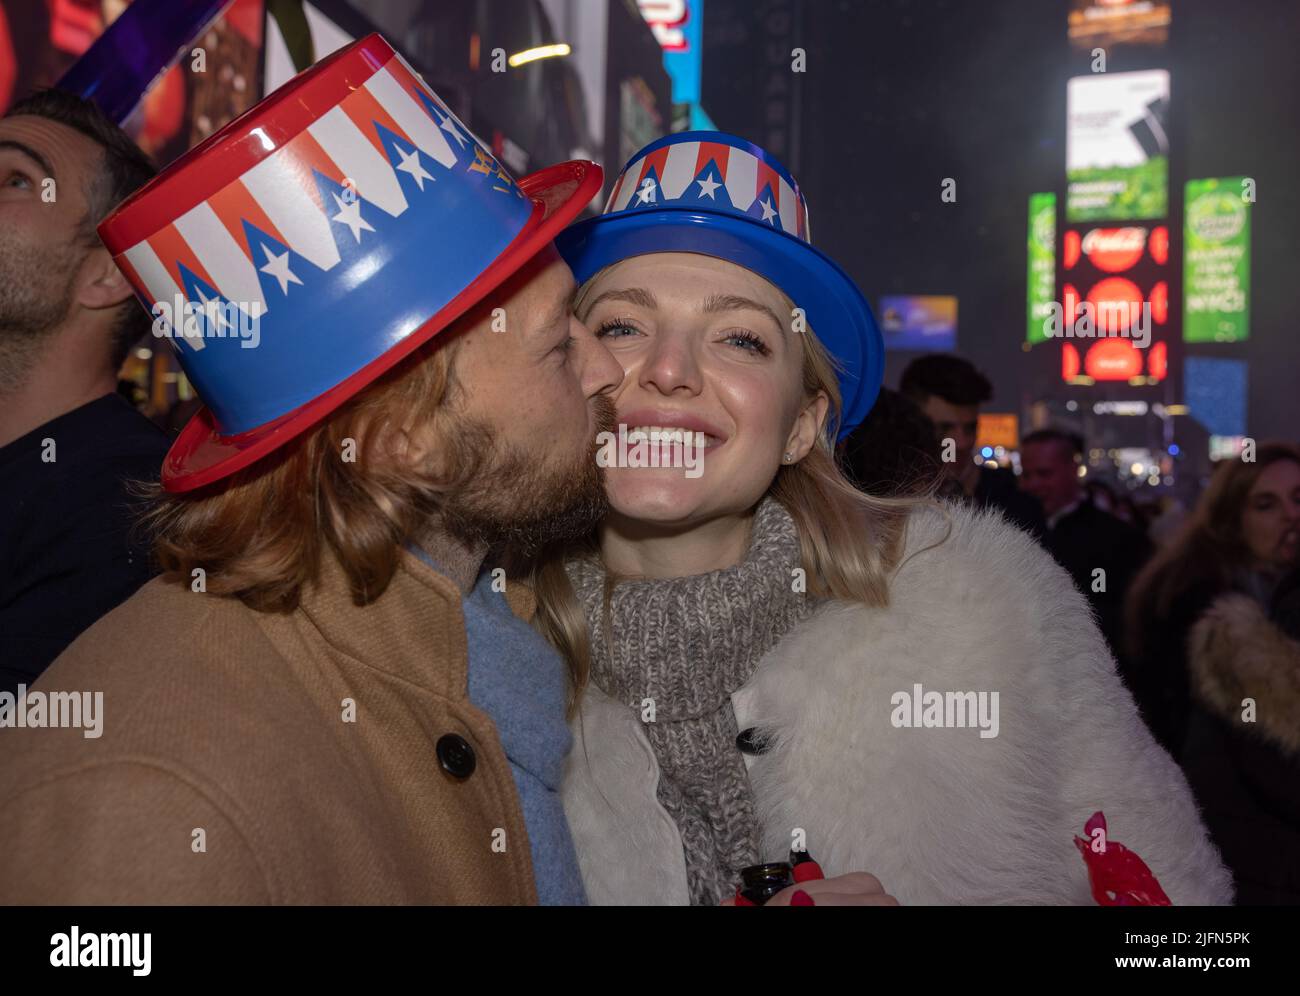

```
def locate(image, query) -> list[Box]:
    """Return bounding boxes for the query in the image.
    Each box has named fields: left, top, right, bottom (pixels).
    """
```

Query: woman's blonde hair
left=516, top=258, right=947, bottom=712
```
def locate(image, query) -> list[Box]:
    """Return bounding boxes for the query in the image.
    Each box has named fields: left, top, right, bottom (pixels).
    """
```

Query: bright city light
left=507, top=43, right=571, bottom=68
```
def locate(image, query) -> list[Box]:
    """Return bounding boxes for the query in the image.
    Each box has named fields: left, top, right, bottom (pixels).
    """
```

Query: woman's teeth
left=625, top=425, right=719, bottom=448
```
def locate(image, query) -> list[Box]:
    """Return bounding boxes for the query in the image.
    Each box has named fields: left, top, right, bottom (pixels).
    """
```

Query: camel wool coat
left=0, top=549, right=540, bottom=904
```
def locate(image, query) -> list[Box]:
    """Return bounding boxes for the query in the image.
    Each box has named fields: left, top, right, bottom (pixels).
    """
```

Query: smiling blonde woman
left=519, top=131, right=1233, bottom=907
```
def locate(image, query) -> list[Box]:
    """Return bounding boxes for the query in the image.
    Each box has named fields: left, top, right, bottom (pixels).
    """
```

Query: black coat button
left=736, top=727, right=770, bottom=755
left=436, top=733, right=476, bottom=778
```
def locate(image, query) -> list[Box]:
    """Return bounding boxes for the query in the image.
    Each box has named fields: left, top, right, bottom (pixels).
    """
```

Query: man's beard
left=438, top=394, right=617, bottom=555
left=0, top=234, right=83, bottom=392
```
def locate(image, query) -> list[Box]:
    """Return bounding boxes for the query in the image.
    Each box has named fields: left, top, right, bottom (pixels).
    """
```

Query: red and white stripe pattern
left=115, top=57, right=496, bottom=351
left=603, top=134, right=810, bottom=241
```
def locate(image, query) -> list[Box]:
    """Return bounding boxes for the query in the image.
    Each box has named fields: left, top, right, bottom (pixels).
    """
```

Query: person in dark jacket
left=1125, top=442, right=1300, bottom=759
left=1020, top=428, right=1153, bottom=659
left=1273, top=566, right=1300, bottom=640
left=0, top=90, right=166, bottom=694
left=1180, top=471, right=1300, bottom=905
left=1182, top=589, right=1300, bottom=904
left=899, top=354, right=1044, bottom=535
left=838, top=387, right=951, bottom=498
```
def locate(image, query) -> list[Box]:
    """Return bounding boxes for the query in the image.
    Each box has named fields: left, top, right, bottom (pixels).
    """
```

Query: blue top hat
left=555, top=131, right=882, bottom=439
left=100, top=35, right=603, bottom=492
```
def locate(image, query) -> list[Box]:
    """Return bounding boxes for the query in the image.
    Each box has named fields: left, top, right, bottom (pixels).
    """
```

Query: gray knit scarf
left=565, top=497, right=814, bottom=906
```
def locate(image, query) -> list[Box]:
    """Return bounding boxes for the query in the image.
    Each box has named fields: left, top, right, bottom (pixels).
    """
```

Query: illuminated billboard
left=0, top=0, right=264, bottom=166
left=879, top=295, right=957, bottom=352
left=637, top=0, right=714, bottom=130
left=1068, top=0, right=1171, bottom=50
left=976, top=414, right=1019, bottom=452
left=1066, top=70, right=1169, bottom=222
left=1059, top=222, right=1169, bottom=383
left=1026, top=193, right=1056, bottom=345
left=1186, top=357, right=1247, bottom=438
left=1184, top=177, right=1251, bottom=343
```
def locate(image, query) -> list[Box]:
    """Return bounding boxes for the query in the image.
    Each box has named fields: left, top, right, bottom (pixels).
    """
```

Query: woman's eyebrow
left=701, top=293, right=785, bottom=334
left=582, top=286, right=659, bottom=314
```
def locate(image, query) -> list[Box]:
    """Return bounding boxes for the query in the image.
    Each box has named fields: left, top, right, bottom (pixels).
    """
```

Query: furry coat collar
left=562, top=502, right=1234, bottom=905
left=1189, top=592, right=1300, bottom=759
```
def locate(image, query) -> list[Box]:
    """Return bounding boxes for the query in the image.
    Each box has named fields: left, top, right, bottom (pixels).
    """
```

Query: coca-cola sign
left=1085, top=339, right=1144, bottom=380
left=1081, top=227, right=1149, bottom=272
left=1056, top=219, right=1170, bottom=385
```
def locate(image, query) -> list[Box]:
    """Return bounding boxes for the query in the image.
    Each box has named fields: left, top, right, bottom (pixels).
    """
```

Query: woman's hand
left=722, top=872, right=901, bottom=906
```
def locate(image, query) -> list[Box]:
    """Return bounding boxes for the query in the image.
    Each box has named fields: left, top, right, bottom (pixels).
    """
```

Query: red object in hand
left=1074, top=811, right=1172, bottom=906
left=791, top=849, right=825, bottom=883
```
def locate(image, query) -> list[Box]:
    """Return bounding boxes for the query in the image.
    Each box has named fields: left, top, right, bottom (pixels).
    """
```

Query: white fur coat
left=561, top=501, right=1234, bottom=905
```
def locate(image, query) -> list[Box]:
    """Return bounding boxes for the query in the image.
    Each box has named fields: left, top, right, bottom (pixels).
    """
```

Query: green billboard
left=1026, top=192, right=1056, bottom=344
left=1184, top=177, right=1251, bottom=343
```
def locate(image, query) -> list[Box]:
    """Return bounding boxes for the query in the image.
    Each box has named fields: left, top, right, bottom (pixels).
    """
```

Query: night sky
left=703, top=0, right=1299, bottom=442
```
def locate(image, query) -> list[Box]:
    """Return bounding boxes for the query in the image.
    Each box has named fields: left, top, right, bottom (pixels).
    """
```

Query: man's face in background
left=0, top=114, right=102, bottom=388
left=917, top=394, right=979, bottom=477
left=1020, top=439, right=1081, bottom=518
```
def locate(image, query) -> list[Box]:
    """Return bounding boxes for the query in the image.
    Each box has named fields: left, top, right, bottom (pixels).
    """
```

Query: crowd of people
left=1, top=56, right=1296, bottom=905
left=842, top=357, right=1300, bottom=903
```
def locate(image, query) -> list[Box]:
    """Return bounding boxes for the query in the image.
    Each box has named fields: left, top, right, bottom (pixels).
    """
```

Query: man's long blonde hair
left=514, top=263, right=947, bottom=712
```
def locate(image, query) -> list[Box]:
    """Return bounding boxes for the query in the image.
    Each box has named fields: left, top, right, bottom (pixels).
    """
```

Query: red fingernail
left=734, top=887, right=757, bottom=907
left=791, top=889, right=815, bottom=906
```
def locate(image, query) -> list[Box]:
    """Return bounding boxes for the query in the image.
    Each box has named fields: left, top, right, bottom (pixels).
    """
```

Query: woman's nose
left=639, top=330, right=702, bottom=395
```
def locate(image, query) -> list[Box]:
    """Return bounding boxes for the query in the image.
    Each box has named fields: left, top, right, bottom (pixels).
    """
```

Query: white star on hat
left=759, top=196, right=777, bottom=223
left=331, top=191, right=376, bottom=243
left=636, top=177, right=658, bottom=204
left=259, top=244, right=302, bottom=295
left=394, top=145, right=435, bottom=190
left=696, top=173, right=721, bottom=199
left=437, top=109, right=468, bottom=148
left=194, top=286, right=230, bottom=333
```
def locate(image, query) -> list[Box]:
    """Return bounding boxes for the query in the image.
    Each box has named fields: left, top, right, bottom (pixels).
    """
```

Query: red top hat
left=99, top=34, right=602, bottom=492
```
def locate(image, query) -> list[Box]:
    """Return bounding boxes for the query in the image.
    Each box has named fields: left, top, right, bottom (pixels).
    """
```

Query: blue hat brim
left=556, top=206, right=882, bottom=439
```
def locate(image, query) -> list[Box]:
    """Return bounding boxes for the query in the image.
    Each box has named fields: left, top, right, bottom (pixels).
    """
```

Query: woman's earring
left=783, top=451, right=793, bottom=463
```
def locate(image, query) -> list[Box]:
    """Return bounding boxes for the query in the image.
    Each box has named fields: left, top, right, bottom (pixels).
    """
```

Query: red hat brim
left=159, top=159, right=602, bottom=493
